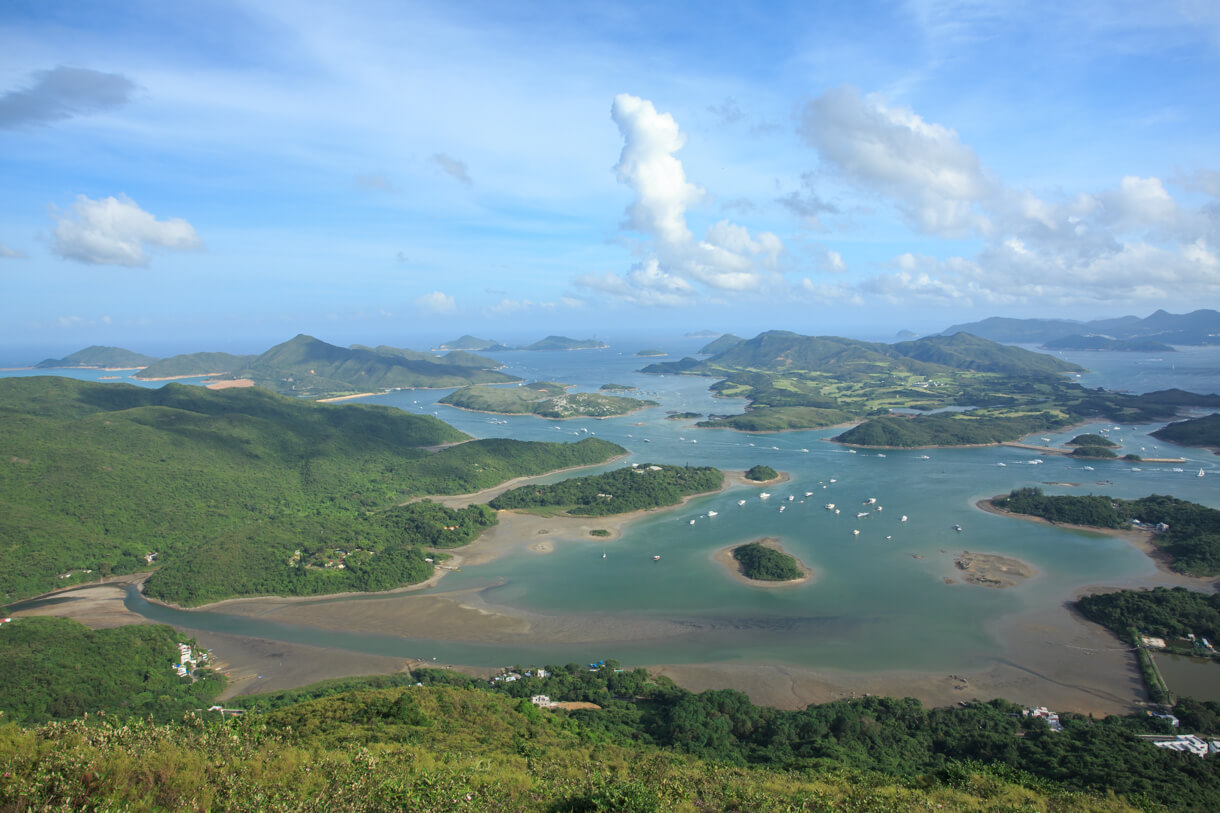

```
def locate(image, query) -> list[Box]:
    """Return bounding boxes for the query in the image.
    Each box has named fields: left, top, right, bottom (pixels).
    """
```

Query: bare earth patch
left=952, top=551, right=1037, bottom=589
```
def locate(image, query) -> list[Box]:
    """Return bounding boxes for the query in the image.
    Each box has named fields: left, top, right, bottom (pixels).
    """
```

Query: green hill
left=434, top=334, right=511, bottom=352
left=225, top=334, right=520, bottom=397
left=134, top=351, right=256, bottom=379
left=489, top=464, right=722, bottom=516
left=35, top=345, right=159, bottom=369
left=0, top=377, right=623, bottom=604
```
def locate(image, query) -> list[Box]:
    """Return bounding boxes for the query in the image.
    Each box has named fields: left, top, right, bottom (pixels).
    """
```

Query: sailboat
left=1200, top=468, right=1206, bottom=478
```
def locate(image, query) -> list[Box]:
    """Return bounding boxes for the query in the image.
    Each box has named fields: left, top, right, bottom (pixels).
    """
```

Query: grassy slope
left=0, top=685, right=1140, bottom=813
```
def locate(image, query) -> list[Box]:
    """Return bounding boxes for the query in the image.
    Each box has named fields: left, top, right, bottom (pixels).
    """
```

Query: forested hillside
left=490, top=464, right=722, bottom=516
left=0, top=378, right=623, bottom=603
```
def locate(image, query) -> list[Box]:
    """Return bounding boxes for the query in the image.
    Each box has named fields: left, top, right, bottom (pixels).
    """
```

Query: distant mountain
left=698, top=333, right=745, bottom=355
left=520, top=336, right=608, bottom=351
left=433, top=335, right=512, bottom=352
left=352, top=345, right=502, bottom=369
left=941, top=309, right=1220, bottom=346
left=684, top=329, right=723, bottom=338
left=35, top=346, right=159, bottom=369
left=134, top=352, right=256, bottom=379
left=227, top=334, right=519, bottom=397
left=647, top=330, right=1081, bottom=379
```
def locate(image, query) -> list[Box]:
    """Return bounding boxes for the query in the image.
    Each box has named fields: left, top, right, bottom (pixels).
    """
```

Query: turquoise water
left=6, top=340, right=1220, bottom=672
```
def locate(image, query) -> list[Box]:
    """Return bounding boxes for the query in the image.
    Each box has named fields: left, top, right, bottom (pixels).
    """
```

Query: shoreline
left=975, top=496, right=1217, bottom=588
left=713, top=538, right=814, bottom=588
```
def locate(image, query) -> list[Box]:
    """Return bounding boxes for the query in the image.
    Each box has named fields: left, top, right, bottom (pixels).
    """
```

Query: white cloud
left=415, top=290, right=456, bottom=313
left=432, top=153, right=472, bottom=185
left=0, top=241, right=25, bottom=259
left=602, top=94, right=784, bottom=304
left=51, top=195, right=202, bottom=267
left=799, top=84, right=990, bottom=237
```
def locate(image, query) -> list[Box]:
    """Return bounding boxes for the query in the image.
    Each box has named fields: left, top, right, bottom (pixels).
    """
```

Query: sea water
left=6, top=339, right=1219, bottom=671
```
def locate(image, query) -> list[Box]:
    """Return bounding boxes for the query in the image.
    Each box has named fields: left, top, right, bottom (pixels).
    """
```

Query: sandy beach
left=713, top=538, right=814, bottom=588
left=204, top=378, right=254, bottom=389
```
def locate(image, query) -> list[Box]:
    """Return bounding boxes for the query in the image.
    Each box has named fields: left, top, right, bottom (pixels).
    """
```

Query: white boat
left=825, top=503, right=835, bottom=510
left=602, top=553, right=606, bottom=559
left=918, top=455, right=930, bottom=460
left=1083, top=466, right=1094, bottom=471
left=779, top=506, right=785, bottom=512
left=707, top=510, right=718, bottom=517
left=760, top=492, right=771, bottom=499
left=800, top=448, right=809, bottom=453
left=953, top=524, right=963, bottom=532
left=900, top=515, right=908, bottom=522
left=689, top=519, right=696, bottom=525
left=996, top=462, right=1006, bottom=467
left=856, top=511, right=869, bottom=518
left=852, top=529, right=860, bottom=536
left=1172, top=468, right=1184, bottom=473
left=834, top=509, right=840, bottom=514
left=788, top=495, right=795, bottom=501
left=1200, top=469, right=1206, bottom=478
left=737, top=499, right=747, bottom=506
left=864, top=498, right=877, bottom=505
left=875, top=506, right=883, bottom=512
left=1131, top=467, right=1142, bottom=472
left=653, top=555, right=661, bottom=561
left=876, top=453, right=886, bottom=458
left=829, top=478, right=837, bottom=483
left=805, top=491, right=814, bottom=497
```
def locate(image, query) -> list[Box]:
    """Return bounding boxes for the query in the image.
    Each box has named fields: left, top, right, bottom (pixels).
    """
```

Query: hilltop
left=35, top=345, right=158, bottom=369
left=440, top=382, right=657, bottom=419
left=520, top=335, right=607, bottom=351
left=433, top=334, right=513, bottom=352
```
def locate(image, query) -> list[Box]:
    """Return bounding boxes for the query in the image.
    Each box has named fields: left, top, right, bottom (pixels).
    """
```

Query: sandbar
left=205, top=378, right=254, bottom=390
left=317, top=392, right=379, bottom=402
left=714, top=538, right=814, bottom=588
left=951, top=550, right=1037, bottom=589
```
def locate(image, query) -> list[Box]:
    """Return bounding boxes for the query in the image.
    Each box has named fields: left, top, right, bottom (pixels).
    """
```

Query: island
left=0, top=376, right=627, bottom=605
left=641, top=329, right=1220, bottom=445
left=666, top=411, right=702, bottom=420
left=986, top=487, right=1220, bottom=577
left=744, top=464, right=779, bottom=482
left=717, top=538, right=812, bottom=586
left=35, top=345, right=158, bottom=369
left=439, top=382, right=658, bottom=419
left=433, top=334, right=513, bottom=352
left=489, top=463, right=723, bottom=516
left=519, top=335, right=608, bottom=351
left=598, top=382, right=637, bottom=391
left=635, top=349, right=667, bottom=357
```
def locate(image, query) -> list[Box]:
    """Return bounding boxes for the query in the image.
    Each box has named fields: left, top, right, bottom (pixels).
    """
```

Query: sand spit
left=952, top=551, right=1037, bottom=589
left=713, top=538, right=814, bottom=588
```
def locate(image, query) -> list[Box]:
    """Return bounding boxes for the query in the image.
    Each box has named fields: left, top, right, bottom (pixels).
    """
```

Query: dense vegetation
left=0, top=617, right=223, bottom=723
left=134, top=351, right=256, bottom=379
left=403, top=664, right=1220, bottom=811
left=0, top=685, right=1141, bottom=813
left=634, top=349, right=666, bottom=356
left=992, top=488, right=1220, bottom=576
left=441, top=383, right=657, bottom=419
left=1068, top=433, right=1118, bottom=448
left=1076, top=587, right=1220, bottom=645
left=0, top=377, right=624, bottom=603
left=697, top=333, right=745, bottom=354
left=836, top=412, right=1062, bottom=447
left=143, top=502, right=496, bottom=606
left=434, top=334, right=511, bottom=352
left=743, top=464, right=778, bottom=482
left=700, top=405, right=855, bottom=431
left=598, top=383, right=636, bottom=391
left=1072, top=446, right=1118, bottom=458
left=731, top=541, right=804, bottom=581
left=490, top=464, right=722, bottom=516
left=1153, top=412, right=1220, bottom=450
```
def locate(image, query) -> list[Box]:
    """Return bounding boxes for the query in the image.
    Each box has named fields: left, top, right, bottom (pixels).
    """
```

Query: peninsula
left=440, top=381, right=658, bottom=419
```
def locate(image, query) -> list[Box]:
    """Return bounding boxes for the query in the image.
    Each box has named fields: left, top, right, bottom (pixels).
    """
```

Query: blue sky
left=1, top=0, right=1218, bottom=358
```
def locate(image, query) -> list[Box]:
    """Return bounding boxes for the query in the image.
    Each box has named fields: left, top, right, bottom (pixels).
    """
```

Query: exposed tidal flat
left=6, top=340, right=1220, bottom=713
